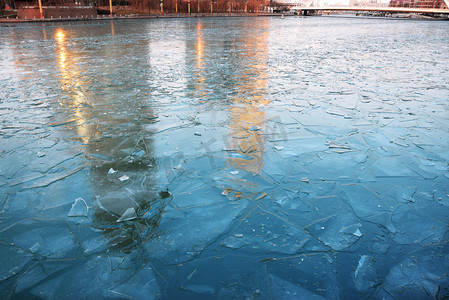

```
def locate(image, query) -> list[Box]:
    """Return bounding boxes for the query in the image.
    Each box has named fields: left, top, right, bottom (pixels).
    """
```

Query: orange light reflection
left=227, top=21, right=270, bottom=175
left=194, top=22, right=206, bottom=96
left=54, top=28, right=91, bottom=144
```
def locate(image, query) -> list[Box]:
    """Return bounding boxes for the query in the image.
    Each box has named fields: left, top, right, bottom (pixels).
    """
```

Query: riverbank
left=2, top=11, right=447, bottom=24
left=0, top=12, right=284, bottom=23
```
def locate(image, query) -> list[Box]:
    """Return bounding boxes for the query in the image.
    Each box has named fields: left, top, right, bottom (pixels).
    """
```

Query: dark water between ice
left=0, top=16, right=448, bottom=299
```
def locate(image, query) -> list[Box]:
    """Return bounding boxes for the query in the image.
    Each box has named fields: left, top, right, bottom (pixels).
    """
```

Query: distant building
left=315, top=0, right=351, bottom=6
left=389, top=0, right=447, bottom=8
left=15, top=0, right=95, bottom=8
left=12, top=0, right=291, bottom=18
left=350, top=0, right=390, bottom=6
left=15, top=0, right=98, bottom=18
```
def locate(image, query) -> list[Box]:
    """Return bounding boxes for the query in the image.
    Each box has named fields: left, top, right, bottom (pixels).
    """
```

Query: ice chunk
left=14, top=265, right=48, bottom=293
left=0, top=244, right=32, bottom=281
left=391, top=186, right=416, bottom=203
left=110, top=265, right=160, bottom=299
left=147, top=202, right=247, bottom=264
left=342, top=184, right=389, bottom=221
left=401, top=160, right=437, bottom=180
left=353, top=255, right=379, bottom=291
left=8, top=172, right=46, bottom=188
left=288, top=253, right=342, bottom=298
left=12, top=223, right=76, bottom=259
left=222, top=188, right=233, bottom=196
left=108, top=168, right=117, bottom=174
left=391, top=204, right=446, bottom=246
left=132, top=149, right=145, bottom=158
left=353, top=228, right=363, bottom=237
left=170, top=184, right=224, bottom=208
left=28, top=255, right=151, bottom=298
left=117, top=207, right=137, bottom=222
left=274, top=145, right=284, bottom=151
left=96, top=191, right=140, bottom=217
left=15, top=263, right=68, bottom=293
left=372, top=157, right=414, bottom=178
left=353, top=153, right=367, bottom=164
left=220, top=236, right=248, bottom=250
left=24, top=166, right=85, bottom=188
left=304, top=196, right=362, bottom=251
left=372, top=240, right=389, bottom=255
left=119, top=175, right=129, bottom=181
left=216, top=263, right=271, bottom=299
left=173, top=162, right=183, bottom=170
left=221, top=207, right=314, bottom=254
left=380, top=253, right=449, bottom=299
left=302, top=152, right=360, bottom=180
left=81, top=236, right=110, bottom=255
left=68, top=198, right=88, bottom=217
left=307, top=220, right=363, bottom=251
left=214, top=168, right=276, bottom=200
left=249, top=125, right=260, bottom=131
left=29, top=242, right=41, bottom=253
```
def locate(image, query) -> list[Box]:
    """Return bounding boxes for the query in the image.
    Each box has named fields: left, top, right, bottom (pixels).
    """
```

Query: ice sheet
left=1, top=16, right=448, bottom=299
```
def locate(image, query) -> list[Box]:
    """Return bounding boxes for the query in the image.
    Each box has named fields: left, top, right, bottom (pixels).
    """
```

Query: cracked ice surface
left=1, top=17, right=449, bottom=299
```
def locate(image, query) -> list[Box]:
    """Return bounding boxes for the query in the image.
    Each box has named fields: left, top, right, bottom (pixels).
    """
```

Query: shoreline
left=1, top=11, right=447, bottom=24
left=0, top=13, right=283, bottom=23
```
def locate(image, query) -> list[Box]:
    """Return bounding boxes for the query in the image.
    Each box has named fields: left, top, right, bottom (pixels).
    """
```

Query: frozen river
left=1, top=16, right=449, bottom=299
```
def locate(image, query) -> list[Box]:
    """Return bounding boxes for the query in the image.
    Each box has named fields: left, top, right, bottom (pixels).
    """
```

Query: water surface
left=0, top=16, right=448, bottom=299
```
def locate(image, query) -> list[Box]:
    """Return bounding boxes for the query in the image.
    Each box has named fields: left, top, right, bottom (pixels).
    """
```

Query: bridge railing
left=284, top=0, right=448, bottom=9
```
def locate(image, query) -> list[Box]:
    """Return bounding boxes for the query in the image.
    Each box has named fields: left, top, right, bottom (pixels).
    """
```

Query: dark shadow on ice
left=90, top=155, right=172, bottom=253
left=48, top=26, right=172, bottom=253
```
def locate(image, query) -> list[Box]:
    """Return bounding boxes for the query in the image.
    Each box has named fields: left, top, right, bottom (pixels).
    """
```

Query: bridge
left=288, top=0, right=449, bottom=15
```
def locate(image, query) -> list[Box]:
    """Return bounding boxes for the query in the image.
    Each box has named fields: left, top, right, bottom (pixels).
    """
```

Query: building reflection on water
left=194, top=22, right=206, bottom=97
left=228, top=20, right=270, bottom=174
left=188, top=19, right=270, bottom=174
left=52, top=25, right=168, bottom=252
left=7, top=19, right=271, bottom=252
left=55, top=28, right=91, bottom=145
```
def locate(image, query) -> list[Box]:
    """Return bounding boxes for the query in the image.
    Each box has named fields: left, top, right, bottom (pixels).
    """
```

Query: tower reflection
left=227, top=20, right=270, bottom=174
left=52, top=26, right=167, bottom=252
left=187, top=19, right=271, bottom=174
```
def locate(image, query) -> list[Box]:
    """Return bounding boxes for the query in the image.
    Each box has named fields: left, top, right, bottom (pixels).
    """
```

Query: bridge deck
left=297, top=6, right=449, bottom=14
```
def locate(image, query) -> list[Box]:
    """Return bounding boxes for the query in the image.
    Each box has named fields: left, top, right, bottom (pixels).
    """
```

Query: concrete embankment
left=0, top=12, right=284, bottom=23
